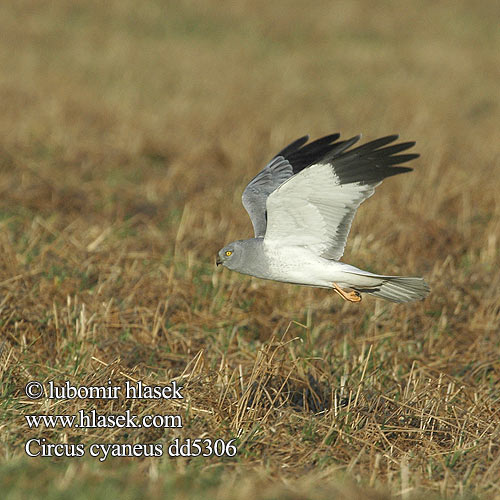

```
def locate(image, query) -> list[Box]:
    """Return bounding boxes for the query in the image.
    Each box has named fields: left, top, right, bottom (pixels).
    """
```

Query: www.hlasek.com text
left=26, top=409, right=183, bottom=429
left=23, top=378, right=237, bottom=460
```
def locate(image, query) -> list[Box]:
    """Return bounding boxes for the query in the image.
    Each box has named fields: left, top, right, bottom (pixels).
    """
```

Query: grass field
left=1, top=0, right=499, bottom=498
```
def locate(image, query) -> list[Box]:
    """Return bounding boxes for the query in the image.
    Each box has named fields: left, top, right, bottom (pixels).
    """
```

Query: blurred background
left=1, top=0, right=498, bottom=231
left=1, top=1, right=499, bottom=498
left=1, top=0, right=498, bottom=321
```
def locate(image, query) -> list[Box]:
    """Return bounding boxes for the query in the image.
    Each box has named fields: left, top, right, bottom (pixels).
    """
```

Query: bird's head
left=216, top=241, right=244, bottom=271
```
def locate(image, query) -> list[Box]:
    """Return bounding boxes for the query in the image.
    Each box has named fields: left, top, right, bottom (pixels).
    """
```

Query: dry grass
left=1, top=0, right=499, bottom=498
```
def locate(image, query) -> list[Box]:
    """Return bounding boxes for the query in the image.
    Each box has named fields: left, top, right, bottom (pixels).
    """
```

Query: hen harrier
left=216, top=133, right=430, bottom=303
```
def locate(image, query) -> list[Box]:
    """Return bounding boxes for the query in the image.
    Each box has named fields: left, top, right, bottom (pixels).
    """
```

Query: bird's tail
left=353, top=276, right=430, bottom=303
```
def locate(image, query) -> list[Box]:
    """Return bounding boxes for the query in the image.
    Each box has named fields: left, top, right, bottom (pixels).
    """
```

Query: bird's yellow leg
left=332, top=283, right=362, bottom=303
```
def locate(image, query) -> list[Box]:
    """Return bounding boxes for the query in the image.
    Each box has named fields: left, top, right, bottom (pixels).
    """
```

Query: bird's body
left=233, top=238, right=352, bottom=287
left=217, top=133, right=430, bottom=303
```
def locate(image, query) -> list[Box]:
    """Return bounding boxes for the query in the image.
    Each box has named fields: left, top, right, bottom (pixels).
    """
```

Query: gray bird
left=216, top=133, right=430, bottom=303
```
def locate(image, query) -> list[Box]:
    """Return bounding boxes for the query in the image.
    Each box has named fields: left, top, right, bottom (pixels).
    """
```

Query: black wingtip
left=273, top=131, right=418, bottom=176
left=273, top=135, right=310, bottom=159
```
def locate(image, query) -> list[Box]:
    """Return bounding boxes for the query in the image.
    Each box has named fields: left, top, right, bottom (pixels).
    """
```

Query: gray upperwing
left=241, top=133, right=404, bottom=238
left=241, top=156, right=293, bottom=237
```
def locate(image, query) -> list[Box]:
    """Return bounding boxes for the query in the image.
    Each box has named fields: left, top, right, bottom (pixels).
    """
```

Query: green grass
left=1, top=0, right=499, bottom=498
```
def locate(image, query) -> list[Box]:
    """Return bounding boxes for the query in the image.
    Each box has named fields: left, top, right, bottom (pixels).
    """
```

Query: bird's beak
left=216, top=257, right=222, bottom=266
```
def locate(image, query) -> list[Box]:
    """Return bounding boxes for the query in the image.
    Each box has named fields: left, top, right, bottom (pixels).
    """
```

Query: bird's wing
left=264, top=136, right=418, bottom=260
left=242, top=156, right=293, bottom=237
left=242, top=133, right=361, bottom=237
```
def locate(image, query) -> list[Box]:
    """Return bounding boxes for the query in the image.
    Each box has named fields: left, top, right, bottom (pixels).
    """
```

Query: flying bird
left=216, top=133, right=430, bottom=303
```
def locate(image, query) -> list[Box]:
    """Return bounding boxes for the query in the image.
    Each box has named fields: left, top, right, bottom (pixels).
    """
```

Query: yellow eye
left=225, top=250, right=233, bottom=256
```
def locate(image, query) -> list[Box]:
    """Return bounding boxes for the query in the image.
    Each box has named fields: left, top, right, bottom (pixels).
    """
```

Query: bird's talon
left=347, top=291, right=362, bottom=302
left=332, top=283, right=362, bottom=303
